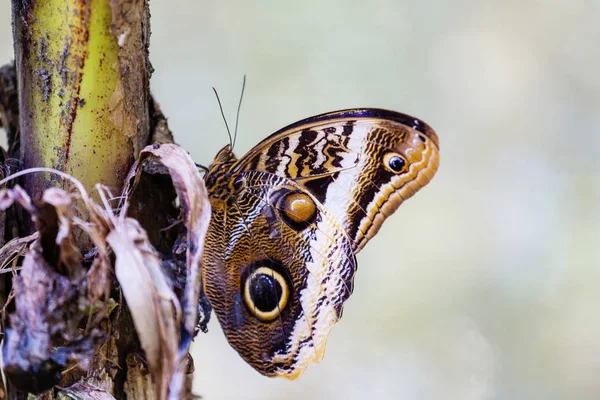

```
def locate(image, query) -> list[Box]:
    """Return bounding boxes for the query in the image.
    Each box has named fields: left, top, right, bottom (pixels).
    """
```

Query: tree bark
left=0, top=1, right=205, bottom=398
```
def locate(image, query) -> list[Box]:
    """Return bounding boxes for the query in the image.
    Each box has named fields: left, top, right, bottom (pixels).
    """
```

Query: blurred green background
left=1, top=1, right=599, bottom=399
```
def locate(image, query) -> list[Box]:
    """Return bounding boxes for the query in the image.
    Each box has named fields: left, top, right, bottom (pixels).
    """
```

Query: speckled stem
left=8, top=0, right=158, bottom=398
left=12, top=0, right=151, bottom=205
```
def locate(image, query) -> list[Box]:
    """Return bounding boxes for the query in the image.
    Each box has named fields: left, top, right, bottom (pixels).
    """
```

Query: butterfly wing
left=202, top=108, right=439, bottom=378
left=203, top=171, right=356, bottom=378
left=233, top=108, right=440, bottom=251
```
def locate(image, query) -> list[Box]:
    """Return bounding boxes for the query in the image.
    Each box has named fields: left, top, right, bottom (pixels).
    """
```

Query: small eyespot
left=324, top=127, right=336, bottom=134
left=277, top=191, right=317, bottom=231
left=418, top=134, right=426, bottom=142
left=244, top=267, right=290, bottom=321
left=383, top=153, right=407, bottom=173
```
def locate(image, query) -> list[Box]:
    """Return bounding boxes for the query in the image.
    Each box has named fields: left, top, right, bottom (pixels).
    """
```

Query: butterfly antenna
left=213, top=87, right=233, bottom=148
left=232, top=75, right=246, bottom=150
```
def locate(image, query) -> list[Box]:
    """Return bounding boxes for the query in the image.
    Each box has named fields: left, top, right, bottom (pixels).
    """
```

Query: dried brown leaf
left=37, top=188, right=83, bottom=276
left=0, top=185, right=83, bottom=275
left=2, top=246, right=100, bottom=393
left=0, top=177, right=110, bottom=393
left=106, top=217, right=180, bottom=400
left=122, top=143, right=211, bottom=398
left=125, top=144, right=210, bottom=336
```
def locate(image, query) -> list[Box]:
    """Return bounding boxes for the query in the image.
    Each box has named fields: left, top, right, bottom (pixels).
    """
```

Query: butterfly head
left=204, top=145, right=239, bottom=195
left=212, top=144, right=237, bottom=165
left=206, top=144, right=237, bottom=177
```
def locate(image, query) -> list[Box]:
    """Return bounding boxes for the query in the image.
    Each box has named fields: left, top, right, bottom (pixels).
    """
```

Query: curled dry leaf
left=37, top=188, right=83, bottom=277
left=120, top=143, right=211, bottom=398
left=0, top=183, right=108, bottom=394
left=2, top=249, right=100, bottom=393
left=106, top=217, right=180, bottom=400
left=0, top=143, right=209, bottom=397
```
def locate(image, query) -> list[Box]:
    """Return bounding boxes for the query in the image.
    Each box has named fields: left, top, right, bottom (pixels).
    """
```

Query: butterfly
left=201, top=108, right=439, bottom=379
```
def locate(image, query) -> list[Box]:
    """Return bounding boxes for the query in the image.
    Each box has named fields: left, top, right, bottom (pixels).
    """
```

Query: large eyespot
left=383, top=152, right=407, bottom=173
left=244, top=267, right=290, bottom=321
left=277, top=190, right=317, bottom=231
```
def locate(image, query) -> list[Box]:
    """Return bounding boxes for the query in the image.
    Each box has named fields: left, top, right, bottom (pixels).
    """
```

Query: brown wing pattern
left=201, top=109, right=439, bottom=379
left=233, top=112, right=440, bottom=251
left=202, top=171, right=356, bottom=378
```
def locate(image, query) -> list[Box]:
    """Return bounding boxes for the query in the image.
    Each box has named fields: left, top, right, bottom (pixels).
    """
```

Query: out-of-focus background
left=1, top=1, right=599, bottom=399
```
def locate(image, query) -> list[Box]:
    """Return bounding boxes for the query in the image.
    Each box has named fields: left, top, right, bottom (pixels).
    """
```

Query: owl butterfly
left=201, top=108, right=439, bottom=379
